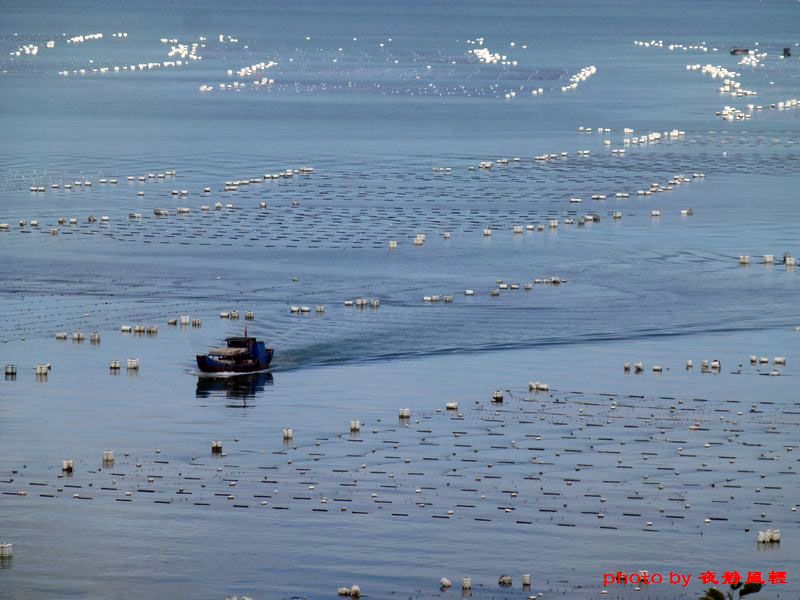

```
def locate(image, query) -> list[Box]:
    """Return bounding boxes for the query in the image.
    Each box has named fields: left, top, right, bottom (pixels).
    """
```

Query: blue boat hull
left=196, top=348, right=274, bottom=373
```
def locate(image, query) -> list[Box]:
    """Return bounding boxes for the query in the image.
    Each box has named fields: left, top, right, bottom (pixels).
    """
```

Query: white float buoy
left=757, top=528, right=781, bottom=543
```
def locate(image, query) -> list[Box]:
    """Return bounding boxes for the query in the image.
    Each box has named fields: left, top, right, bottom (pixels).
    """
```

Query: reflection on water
left=195, top=372, right=274, bottom=405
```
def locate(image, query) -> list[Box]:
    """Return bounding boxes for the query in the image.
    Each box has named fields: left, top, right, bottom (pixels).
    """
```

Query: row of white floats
left=439, top=574, right=531, bottom=589
left=749, top=355, right=786, bottom=366
left=336, top=585, right=361, bottom=597
left=219, top=311, right=254, bottom=319
left=343, top=299, right=379, bottom=308
left=55, top=332, right=101, bottom=342
left=624, top=129, right=686, bottom=145
left=12, top=216, right=109, bottom=227
left=623, top=355, right=786, bottom=373
left=28, top=180, right=113, bottom=191
left=26, top=169, right=179, bottom=193
left=623, top=361, right=673, bottom=373
left=278, top=411, right=411, bottom=443
left=561, top=65, right=597, bottom=92
left=343, top=574, right=532, bottom=593
left=222, top=168, right=314, bottom=190
left=717, top=98, right=798, bottom=121
left=739, top=254, right=796, bottom=266
left=757, top=528, right=781, bottom=543
left=60, top=50, right=197, bottom=78
left=387, top=218, right=610, bottom=246
left=127, top=170, right=177, bottom=180
left=60, top=450, right=115, bottom=471
left=462, top=278, right=563, bottom=299
left=109, top=359, right=139, bottom=370
left=578, top=126, right=616, bottom=133
left=168, top=316, right=203, bottom=327
left=291, top=305, right=327, bottom=314
left=120, top=325, right=158, bottom=334
left=634, top=39, right=716, bottom=52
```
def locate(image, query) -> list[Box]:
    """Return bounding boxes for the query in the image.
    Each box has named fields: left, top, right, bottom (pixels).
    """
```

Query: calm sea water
left=1, top=1, right=799, bottom=598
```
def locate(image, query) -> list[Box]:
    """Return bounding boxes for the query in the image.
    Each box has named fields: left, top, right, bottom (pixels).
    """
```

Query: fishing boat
left=196, top=335, right=274, bottom=373
left=729, top=47, right=749, bottom=55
